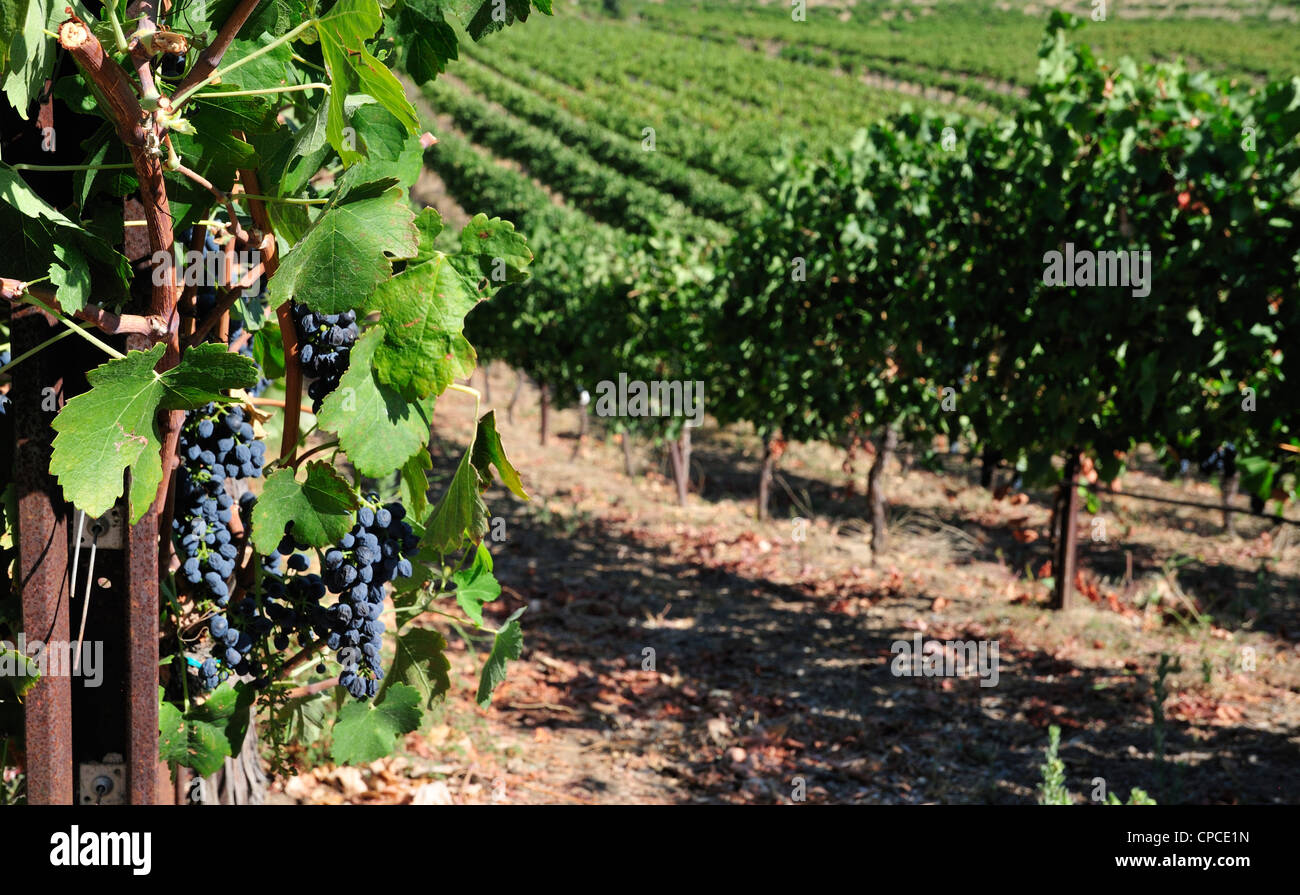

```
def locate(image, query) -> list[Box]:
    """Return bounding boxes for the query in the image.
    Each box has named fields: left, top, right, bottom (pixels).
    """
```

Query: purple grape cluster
left=201, top=541, right=328, bottom=690
left=197, top=498, right=418, bottom=699
left=292, top=304, right=359, bottom=411
left=318, top=498, right=419, bottom=699
left=175, top=403, right=265, bottom=608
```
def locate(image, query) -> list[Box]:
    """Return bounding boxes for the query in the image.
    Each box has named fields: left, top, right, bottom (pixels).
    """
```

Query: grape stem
left=236, top=193, right=330, bottom=206
left=103, top=0, right=132, bottom=52
left=126, top=0, right=162, bottom=113
left=9, top=162, right=136, bottom=172
left=282, top=677, right=339, bottom=700
left=16, top=293, right=127, bottom=360
left=277, top=636, right=328, bottom=679
left=174, top=0, right=271, bottom=103
left=286, top=439, right=339, bottom=470
left=0, top=323, right=91, bottom=374
left=245, top=395, right=316, bottom=417
left=188, top=82, right=329, bottom=99
left=172, top=164, right=251, bottom=243
left=171, top=19, right=317, bottom=109
left=446, top=382, right=482, bottom=421
left=0, top=278, right=166, bottom=338
left=425, top=606, right=499, bottom=635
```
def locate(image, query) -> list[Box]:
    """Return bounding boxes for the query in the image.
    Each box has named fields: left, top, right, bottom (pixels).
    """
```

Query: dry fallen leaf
left=411, top=781, right=454, bottom=805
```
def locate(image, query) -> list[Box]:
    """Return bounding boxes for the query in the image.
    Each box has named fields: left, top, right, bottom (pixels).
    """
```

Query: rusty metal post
left=124, top=330, right=161, bottom=804
left=124, top=489, right=159, bottom=804
left=13, top=307, right=73, bottom=804
left=1052, top=452, right=1081, bottom=611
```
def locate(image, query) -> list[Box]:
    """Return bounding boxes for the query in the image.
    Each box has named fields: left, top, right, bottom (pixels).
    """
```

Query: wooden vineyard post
left=667, top=426, right=691, bottom=506
left=757, top=435, right=778, bottom=521
left=571, top=394, right=588, bottom=460
left=867, top=427, right=898, bottom=557
left=1052, top=451, right=1082, bottom=610
left=621, top=429, right=635, bottom=477
left=539, top=383, right=550, bottom=445
left=1221, top=464, right=1240, bottom=536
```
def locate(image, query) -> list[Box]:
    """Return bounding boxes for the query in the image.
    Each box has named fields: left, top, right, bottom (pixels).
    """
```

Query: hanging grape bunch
left=196, top=497, right=420, bottom=699
left=199, top=548, right=327, bottom=692
left=319, top=498, right=419, bottom=699
left=174, top=403, right=265, bottom=609
left=292, top=304, right=359, bottom=411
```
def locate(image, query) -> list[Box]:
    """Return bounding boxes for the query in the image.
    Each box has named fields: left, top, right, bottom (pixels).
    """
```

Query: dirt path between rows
left=282, top=365, right=1299, bottom=805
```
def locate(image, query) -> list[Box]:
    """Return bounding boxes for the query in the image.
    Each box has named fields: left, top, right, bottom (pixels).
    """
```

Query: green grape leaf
left=453, top=542, right=500, bottom=626
left=2, top=0, right=57, bottom=119
left=316, top=0, right=417, bottom=165
left=252, top=323, right=286, bottom=378
left=266, top=100, right=331, bottom=199
left=471, top=410, right=528, bottom=499
left=158, top=682, right=254, bottom=777
left=273, top=692, right=330, bottom=747
left=0, top=646, right=39, bottom=700
left=350, top=45, right=420, bottom=136
left=449, top=0, right=552, bottom=41
left=217, top=34, right=295, bottom=91
left=157, top=697, right=188, bottom=767
left=424, top=441, right=489, bottom=555
left=412, top=206, right=445, bottom=264
left=269, top=187, right=418, bottom=314
left=317, top=325, right=435, bottom=477
left=335, top=101, right=424, bottom=196
left=377, top=628, right=451, bottom=708
left=452, top=213, right=532, bottom=296
left=251, top=461, right=359, bottom=552
left=49, top=342, right=260, bottom=522
left=399, top=448, right=433, bottom=523
left=0, top=162, right=132, bottom=310
left=0, top=0, right=20, bottom=72
left=329, top=682, right=422, bottom=765
left=475, top=608, right=524, bottom=708
left=160, top=343, right=262, bottom=408
left=399, top=0, right=459, bottom=84
left=50, top=346, right=168, bottom=522
left=367, top=252, right=480, bottom=397
left=48, top=242, right=91, bottom=312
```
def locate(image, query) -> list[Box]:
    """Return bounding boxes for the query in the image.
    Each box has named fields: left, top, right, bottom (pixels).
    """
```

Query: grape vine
left=0, top=0, right=549, bottom=791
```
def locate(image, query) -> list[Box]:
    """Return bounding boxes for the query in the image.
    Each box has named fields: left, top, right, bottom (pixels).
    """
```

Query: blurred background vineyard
left=279, top=0, right=1300, bottom=804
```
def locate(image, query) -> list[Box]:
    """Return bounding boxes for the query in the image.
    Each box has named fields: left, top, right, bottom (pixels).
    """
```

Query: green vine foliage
left=712, top=12, right=1299, bottom=494
left=447, top=11, right=1298, bottom=516
left=0, top=0, right=550, bottom=774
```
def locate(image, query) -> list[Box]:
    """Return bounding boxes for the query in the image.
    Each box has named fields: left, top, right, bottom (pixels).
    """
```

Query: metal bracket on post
left=78, top=509, right=125, bottom=550
left=77, top=753, right=126, bottom=805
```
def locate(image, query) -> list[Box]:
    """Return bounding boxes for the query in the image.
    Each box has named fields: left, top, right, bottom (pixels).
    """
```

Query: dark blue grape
left=292, top=303, right=357, bottom=411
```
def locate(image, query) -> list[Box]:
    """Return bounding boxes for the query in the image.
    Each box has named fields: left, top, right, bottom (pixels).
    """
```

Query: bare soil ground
left=278, top=364, right=1299, bottom=805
